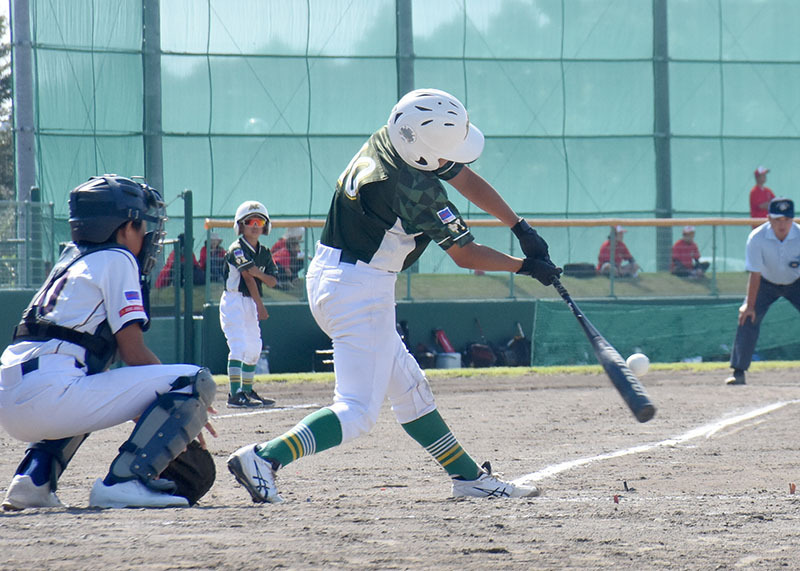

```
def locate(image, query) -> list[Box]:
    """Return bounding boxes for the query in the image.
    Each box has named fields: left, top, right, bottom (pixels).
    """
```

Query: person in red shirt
left=749, top=166, right=774, bottom=227
left=155, top=233, right=204, bottom=288
left=271, top=227, right=305, bottom=289
left=597, top=225, right=640, bottom=278
left=671, top=225, right=710, bottom=278
left=199, top=232, right=226, bottom=283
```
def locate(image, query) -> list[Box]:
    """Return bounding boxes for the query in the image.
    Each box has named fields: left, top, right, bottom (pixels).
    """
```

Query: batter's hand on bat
left=517, top=256, right=562, bottom=285
left=512, top=219, right=550, bottom=259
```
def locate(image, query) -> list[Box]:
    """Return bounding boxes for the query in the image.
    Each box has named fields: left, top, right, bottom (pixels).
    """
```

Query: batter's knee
left=328, top=401, right=379, bottom=443
left=390, top=376, right=436, bottom=424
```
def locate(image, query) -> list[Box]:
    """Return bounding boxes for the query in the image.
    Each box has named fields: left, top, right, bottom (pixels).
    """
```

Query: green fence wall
left=2, top=291, right=799, bottom=373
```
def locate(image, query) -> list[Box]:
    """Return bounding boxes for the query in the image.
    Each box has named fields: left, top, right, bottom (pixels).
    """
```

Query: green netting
left=531, top=298, right=800, bottom=366
left=14, top=0, right=800, bottom=275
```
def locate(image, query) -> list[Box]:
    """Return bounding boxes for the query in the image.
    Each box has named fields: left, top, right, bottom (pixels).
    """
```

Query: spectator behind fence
left=750, top=166, right=775, bottom=227
left=725, top=197, right=800, bottom=386
left=271, top=227, right=305, bottom=289
left=671, top=226, right=710, bottom=279
left=199, top=232, right=226, bottom=283
left=597, top=225, right=640, bottom=278
left=155, top=233, right=204, bottom=288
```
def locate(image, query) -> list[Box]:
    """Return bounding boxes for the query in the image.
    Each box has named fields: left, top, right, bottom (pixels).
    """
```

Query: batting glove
left=511, top=219, right=549, bottom=260
left=517, top=256, right=562, bottom=286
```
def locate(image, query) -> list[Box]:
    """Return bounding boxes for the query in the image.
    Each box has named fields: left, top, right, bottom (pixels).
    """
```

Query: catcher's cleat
left=2, top=475, right=64, bottom=511
left=725, top=369, right=746, bottom=386
left=243, top=389, right=275, bottom=408
left=451, top=461, right=540, bottom=499
left=226, top=391, right=260, bottom=409
left=227, top=444, right=283, bottom=503
left=89, top=478, right=189, bottom=508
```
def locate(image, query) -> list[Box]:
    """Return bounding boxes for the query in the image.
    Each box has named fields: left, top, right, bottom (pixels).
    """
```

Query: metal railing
left=0, top=200, right=56, bottom=289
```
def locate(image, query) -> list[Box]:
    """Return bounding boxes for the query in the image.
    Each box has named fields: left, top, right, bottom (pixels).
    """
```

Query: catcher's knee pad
left=18, top=434, right=90, bottom=491
left=110, top=368, right=216, bottom=485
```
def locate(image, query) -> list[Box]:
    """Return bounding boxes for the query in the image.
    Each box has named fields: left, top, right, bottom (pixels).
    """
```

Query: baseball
left=626, top=353, right=650, bottom=376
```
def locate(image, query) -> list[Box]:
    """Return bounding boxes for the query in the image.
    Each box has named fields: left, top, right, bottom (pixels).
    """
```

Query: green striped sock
left=257, top=408, right=342, bottom=468
left=241, top=362, right=256, bottom=392
left=401, top=409, right=480, bottom=480
left=227, top=359, right=243, bottom=395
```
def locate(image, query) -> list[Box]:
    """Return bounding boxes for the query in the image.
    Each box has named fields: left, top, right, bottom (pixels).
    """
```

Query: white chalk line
left=513, top=399, right=800, bottom=485
left=212, top=403, right=320, bottom=420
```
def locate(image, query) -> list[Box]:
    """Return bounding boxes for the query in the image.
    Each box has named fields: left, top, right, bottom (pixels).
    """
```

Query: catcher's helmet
left=69, top=174, right=166, bottom=274
left=387, top=88, right=484, bottom=171
left=234, top=200, right=271, bottom=235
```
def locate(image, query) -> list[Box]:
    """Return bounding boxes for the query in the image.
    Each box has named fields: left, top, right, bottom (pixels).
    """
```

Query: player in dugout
left=0, top=175, right=216, bottom=510
left=227, top=88, right=561, bottom=503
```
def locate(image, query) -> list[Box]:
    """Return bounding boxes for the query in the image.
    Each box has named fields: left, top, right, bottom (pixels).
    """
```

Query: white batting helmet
left=234, top=200, right=271, bottom=235
left=387, top=88, right=484, bottom=171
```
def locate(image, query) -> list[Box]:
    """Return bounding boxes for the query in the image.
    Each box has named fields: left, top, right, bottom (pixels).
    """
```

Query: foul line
left=213, top=403, right=320, bottom=420
left=514, top=399, right=800, bottom=485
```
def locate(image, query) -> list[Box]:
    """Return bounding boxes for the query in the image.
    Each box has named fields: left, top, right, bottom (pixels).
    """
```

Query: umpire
left=726, top=197, right=800, bottom=385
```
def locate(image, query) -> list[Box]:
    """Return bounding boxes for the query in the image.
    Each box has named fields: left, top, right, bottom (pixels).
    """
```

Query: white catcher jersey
left=1, top=247, right=149, bottom=367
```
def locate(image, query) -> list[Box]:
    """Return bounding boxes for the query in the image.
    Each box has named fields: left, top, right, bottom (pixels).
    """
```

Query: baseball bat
left=551, top=278, right=656, bottom=423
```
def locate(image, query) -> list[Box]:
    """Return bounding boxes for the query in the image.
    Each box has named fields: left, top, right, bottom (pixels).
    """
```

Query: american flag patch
left=437, top=207, right=456, bottom=224
left=124, top=290, right=140, bottom=301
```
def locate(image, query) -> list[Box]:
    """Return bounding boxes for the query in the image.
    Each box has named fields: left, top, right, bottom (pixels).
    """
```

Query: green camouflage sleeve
left=393, top=172, right=473, bottom=250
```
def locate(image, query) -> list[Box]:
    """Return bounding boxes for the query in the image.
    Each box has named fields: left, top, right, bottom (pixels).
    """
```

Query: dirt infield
left=2, top=367, right=800, bottom=570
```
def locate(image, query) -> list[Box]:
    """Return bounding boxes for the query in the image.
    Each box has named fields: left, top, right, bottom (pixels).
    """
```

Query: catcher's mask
left=68, top=174, right=166, bottom=275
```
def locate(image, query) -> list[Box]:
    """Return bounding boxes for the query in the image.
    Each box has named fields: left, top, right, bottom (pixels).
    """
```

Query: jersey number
left=338, top=144, right=375, bottom=200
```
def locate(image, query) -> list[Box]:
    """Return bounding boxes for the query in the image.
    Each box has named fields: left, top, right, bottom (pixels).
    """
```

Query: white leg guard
left=109, top=368, right=216, bottom=488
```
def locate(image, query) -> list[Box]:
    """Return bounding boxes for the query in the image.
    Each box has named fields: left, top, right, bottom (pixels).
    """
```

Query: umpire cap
left=768, top=197, right=794, bottom=219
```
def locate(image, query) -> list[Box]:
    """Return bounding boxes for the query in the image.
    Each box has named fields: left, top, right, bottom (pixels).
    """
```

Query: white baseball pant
left=220, top=290, right=262, bottom=365
left=305, top=244, right=436, bottom=444
left=0, top=353, right=201, bottom=442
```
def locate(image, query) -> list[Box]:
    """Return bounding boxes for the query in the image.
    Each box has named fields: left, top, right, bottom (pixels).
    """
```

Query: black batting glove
left=517, top=256, right=563, bottom=286
left=511, top=218, right=549, bottom=259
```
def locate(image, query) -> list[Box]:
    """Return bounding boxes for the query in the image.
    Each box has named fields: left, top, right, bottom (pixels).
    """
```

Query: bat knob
left=635, top=405, right=656, bottom=423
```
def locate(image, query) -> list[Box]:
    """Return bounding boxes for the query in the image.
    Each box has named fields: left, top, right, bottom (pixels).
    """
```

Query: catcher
left=0, top=175, right=216, bottom=510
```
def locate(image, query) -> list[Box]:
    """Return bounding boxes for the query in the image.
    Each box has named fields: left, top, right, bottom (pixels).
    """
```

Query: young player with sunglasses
left=219, top=201, right=279, bottom=408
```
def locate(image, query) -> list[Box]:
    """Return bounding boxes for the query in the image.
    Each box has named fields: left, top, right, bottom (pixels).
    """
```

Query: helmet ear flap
left=263, top=219, right=271, bottom=235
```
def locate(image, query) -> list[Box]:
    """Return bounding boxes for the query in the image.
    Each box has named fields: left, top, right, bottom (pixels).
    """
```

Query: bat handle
left=550, top=277, right=569, bottom=299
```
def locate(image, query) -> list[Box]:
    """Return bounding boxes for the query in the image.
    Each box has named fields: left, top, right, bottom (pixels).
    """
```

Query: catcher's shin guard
left=109, top=368, right=216, bottom=488
left=16, top=433, right=90, bottom=491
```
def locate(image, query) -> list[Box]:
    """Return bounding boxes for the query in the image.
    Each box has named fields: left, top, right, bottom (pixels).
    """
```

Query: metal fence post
left=183, top=190, right=194, bottom=363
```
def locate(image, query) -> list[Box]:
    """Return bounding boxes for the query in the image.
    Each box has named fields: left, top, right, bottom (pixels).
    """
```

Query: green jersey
left=320, top=125, right=474, bottom=272
left=222, top=237, right=278, bottom=297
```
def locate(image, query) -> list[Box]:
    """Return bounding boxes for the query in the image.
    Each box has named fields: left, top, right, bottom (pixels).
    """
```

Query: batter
left=228, top=89, right=561, bottom=502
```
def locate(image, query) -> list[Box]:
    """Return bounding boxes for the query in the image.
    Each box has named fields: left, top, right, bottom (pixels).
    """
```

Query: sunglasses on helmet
left=243, top=217, right=266, bottom=228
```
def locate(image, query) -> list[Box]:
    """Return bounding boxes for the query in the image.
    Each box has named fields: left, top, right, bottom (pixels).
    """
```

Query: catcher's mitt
left=160, top=440, right=216, bottom=505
